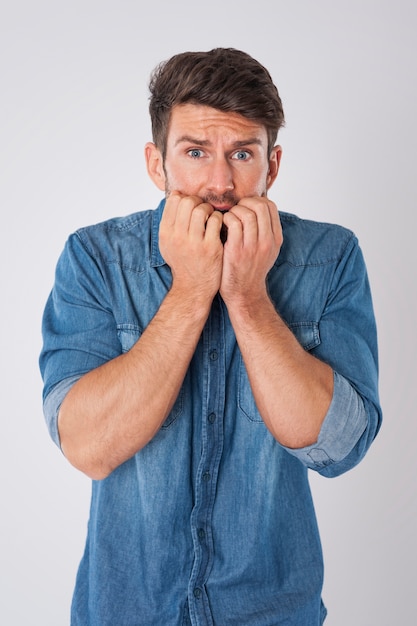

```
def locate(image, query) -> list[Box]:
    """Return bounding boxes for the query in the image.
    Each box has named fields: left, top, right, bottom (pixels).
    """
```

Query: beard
left=164, top=185, right=239, bottom=210
left=201, top=190, right=239, bottom=209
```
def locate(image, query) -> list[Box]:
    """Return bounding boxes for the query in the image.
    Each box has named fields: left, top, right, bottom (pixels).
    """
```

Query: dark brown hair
left=148, top=48, right=285, bottom=157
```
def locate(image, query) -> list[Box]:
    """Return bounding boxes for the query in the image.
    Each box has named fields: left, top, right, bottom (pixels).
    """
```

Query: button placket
left=188, top=297, right=225, bottom=625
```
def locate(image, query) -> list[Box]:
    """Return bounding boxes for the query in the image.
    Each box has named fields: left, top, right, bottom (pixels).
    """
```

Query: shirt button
left=202, top=471, right=211, bottom=482
left=208, top=412, right=216, bottom=424
left=198, top=528, right=206, bottom=539
left=194, top=587, right=202, bottom=599
left=209, top=350, right=218, bottom=361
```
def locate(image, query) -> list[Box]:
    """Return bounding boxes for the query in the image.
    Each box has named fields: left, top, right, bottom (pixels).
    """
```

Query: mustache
left=202, top=191, right=238, bottom=207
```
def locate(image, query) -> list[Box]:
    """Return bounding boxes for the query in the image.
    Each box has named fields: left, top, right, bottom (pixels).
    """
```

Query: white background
left=1, top=1, right=416, bottom=624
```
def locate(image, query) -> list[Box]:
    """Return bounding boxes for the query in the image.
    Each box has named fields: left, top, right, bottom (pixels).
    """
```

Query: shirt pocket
left=117, top=325, right=184, bottom=429
left=238, top=321, right=321, bottom=423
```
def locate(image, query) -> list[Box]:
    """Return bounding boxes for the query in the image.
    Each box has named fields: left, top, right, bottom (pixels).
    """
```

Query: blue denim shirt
left=40, top=200, right=382, bottom=625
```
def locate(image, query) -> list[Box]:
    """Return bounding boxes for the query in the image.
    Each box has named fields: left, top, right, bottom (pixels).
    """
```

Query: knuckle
left=192, top=204, right=208, bottom=219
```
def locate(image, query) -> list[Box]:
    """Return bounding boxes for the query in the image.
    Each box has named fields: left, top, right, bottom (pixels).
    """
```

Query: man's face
left=146, top=104, right=281, bottom=210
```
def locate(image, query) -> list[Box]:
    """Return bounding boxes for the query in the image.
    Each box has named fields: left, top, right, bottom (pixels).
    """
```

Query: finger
left=238, top=197, right=282, bottom=248
left=204, top=210, right=223, bottom=243
left=189, top=202, right=215, bottom=239
left=267, top=199, right=282, bottom=244
left=256, top=197, right=282, bottom=248
left=174, top=195, right=206, bottom=233
left=161, top=192, right=182, bottom=229
left=225, top=204, right=259, bottom=246
left=222, top=210, right=245, bottom=248
left=256, top=200, right=275, bottom=244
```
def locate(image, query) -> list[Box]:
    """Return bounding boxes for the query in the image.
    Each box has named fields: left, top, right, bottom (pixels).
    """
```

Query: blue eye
left=188, top=149, right=203, bottom=158
left=233, top=150, right=250, bottom=160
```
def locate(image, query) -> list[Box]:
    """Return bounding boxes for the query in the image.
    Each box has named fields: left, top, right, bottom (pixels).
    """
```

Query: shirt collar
left=151, top=198, right=167, bottom=267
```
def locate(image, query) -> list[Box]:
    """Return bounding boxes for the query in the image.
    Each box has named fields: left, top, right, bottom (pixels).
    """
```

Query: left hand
left=220, top=197, right=282, bottom=305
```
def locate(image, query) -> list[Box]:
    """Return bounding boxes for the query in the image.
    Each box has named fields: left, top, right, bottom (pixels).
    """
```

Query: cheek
left=237, top=169, right=269, bottom=195
left=166, top=167, right=203, bottom=195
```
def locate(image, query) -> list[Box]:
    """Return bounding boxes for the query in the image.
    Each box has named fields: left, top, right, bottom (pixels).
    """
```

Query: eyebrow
left=174, top=135, right=263, bottom=148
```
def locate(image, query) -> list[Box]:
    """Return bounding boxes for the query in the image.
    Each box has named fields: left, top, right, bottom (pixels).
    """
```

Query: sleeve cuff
left=43, top=375, right=82, bottom=449
left=284, top=371, right=368, bottom=470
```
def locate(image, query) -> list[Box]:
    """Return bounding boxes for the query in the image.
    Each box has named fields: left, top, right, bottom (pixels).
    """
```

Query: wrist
left=167, top=281, right=215, bottom=321
left=221, top=284, right=271, bottom=316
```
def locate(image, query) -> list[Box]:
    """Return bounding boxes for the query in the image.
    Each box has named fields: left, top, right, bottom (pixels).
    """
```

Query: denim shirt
left=40, top=200, right=382, bottom=626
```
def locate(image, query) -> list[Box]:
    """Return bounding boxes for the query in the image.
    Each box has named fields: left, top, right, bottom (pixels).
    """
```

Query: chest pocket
left=117, top=325, right=184, bottom=429
left=238, top=321, right=321, bottom=423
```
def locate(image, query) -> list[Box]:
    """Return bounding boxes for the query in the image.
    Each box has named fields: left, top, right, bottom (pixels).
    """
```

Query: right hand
left=159, top=192, right=224, bottom=303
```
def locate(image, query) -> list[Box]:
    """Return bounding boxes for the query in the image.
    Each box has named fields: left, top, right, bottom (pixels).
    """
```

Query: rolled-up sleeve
left=43, top=375, right=82, bottom=449
left=40, top=232, right=122, bottom=448
left=284, top=371, right=368, bottom=473
left=283, top=232, right=382, bottom=477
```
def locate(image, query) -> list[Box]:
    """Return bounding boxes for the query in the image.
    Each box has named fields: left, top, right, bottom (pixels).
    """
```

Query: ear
left=144, top=142, right=166, bottom=191
left=266, top=145, right=282, bottom=190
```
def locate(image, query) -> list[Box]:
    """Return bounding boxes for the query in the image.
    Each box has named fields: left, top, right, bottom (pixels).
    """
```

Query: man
left=40, top=48, right=382, bottom=625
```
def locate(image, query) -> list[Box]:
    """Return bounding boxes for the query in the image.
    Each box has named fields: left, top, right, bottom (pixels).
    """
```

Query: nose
left=206, top=157, right=234, bottom=194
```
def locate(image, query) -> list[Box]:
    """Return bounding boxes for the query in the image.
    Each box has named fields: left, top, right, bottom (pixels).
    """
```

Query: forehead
left=167, top=103, right=268, bottom=145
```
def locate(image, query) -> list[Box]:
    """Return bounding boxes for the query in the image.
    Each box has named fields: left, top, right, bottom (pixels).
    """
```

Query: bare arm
left=59, top=194, right=223, bottom=479
left=221, top=197, right=334, bottom=449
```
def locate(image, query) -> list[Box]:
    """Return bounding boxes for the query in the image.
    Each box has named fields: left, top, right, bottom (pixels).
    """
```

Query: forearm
left=226, top=292, right=334, bottom=449
left=59, top=285, right=211, bottom=479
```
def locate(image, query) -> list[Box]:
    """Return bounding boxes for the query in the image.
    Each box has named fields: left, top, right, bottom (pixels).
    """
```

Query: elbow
left=264, top=408, right=325, bottom=450
left=58, top=406, right=116, bottom=480
left=61, top=440, right=114, bottom=481
left=274, top=427, right=320, bottom=451
left=58, top=420, right=116, bottom=480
